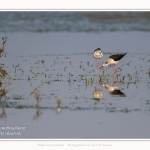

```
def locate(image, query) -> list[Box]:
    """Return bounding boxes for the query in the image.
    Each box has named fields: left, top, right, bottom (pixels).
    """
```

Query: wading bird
left=93, top=48, right=103, bottom=71
left=101, top=53, right=127, bottom=72
left=93, top=48, right=103, bottom=59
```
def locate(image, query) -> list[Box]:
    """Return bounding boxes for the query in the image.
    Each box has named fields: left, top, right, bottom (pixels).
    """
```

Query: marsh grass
left=0, top=88, right=8, bottom=101
left=0, top=36, right=7, bottom=57
left=30, top=70, right=43, bottom=82
left=0, top=108, right=6, bottom=120
left=0, top=66, right=8, bottom=79
left=0, top=83, right=11, bottom=102
left=56, top=99, right=62, bottom=114
left=30, top=83, right=43, bottom=96
left=85, top=77, right=94, bottom=88
left=32, top=107, right=43, bottom=121
left=33, top=91, right=42, bottom=107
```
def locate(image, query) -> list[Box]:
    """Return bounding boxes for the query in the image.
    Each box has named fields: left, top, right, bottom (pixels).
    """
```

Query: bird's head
left=97, top=48, right=102, bottom=54
left=102, top=62, right=109, bottom=67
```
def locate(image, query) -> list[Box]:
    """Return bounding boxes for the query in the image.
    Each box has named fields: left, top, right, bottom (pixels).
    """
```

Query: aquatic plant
left=133, top=72, right=140, bottom=83
left=33, top=90, right=42, bottom=108
left=146, top=69, right=150, bottom=77
left=55, top=98, right=62, bottom=114
left=30, top=70, right=43, bottom=82
left=99, top=73, right=111, bottom=84
left=0, top=88, right=8, bottom=102
left=0, top=83, right=11, bottom=102
left=85, top=77, right=94, bottom=88
left=0, top=81, right=2, bottom=87
left=0, top=108, right=6, bottom=120
left=75, top=96, right=78, bottom=100
left=0, top=36, right=7, bottom=57
left=30, top=83, right=43, bottom=95
left=32, top=107, right=43, bottom=121
left=0, top=66, right=8, bottom=79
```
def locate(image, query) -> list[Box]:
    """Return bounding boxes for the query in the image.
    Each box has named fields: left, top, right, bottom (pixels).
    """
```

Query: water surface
left=0, top=31, right=150, bottom=138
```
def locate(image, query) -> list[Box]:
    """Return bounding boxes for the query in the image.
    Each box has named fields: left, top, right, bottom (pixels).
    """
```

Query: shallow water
left=0, top=32, right=150, bottom=138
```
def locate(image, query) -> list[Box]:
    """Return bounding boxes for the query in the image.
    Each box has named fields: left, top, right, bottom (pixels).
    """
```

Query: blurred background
left=0, top=11, right=150, bottom=33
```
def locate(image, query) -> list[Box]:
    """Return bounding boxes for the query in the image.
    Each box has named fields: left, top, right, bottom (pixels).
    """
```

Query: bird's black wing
left=109, top=53, right=127, bottom=61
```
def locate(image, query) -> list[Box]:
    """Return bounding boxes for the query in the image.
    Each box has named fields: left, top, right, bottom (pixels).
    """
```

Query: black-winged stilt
left=93, top=48, right=103, bottom=72
left=101, top=53, right=127, bottom=72
left=93, top=48, right=103, bottom=59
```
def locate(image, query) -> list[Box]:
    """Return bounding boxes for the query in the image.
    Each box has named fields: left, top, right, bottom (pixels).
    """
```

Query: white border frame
left=0, top=0, right=150, bottom=149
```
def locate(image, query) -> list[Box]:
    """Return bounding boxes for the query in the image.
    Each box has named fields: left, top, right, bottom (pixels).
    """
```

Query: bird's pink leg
left=112, top=65, right=114, bottom=73
left=95, top=59, right=97, bottom=74
left=97, top=60, right=99, bottom=70
left=116, top=63, right=118, bottom=74
left=95, top=59, right=98, bottom=84
left=116, top=75, right=118, bottom=86
left=115, top=64, right=118, bottom=86
left=112, top=73, right=114, bottom=85
left=99, top=60, right=102, bottom=75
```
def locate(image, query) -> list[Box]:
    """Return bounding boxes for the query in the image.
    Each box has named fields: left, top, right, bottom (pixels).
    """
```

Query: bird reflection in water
left=103, top=73, right=126, bottom=97
left=93, top=89, right=103, bottom=101
left=93, top=74, right=103, bottom=101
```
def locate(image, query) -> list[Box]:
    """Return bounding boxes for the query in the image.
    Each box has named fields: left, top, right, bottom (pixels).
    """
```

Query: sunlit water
left=0, top=11, right=150, bottom=139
